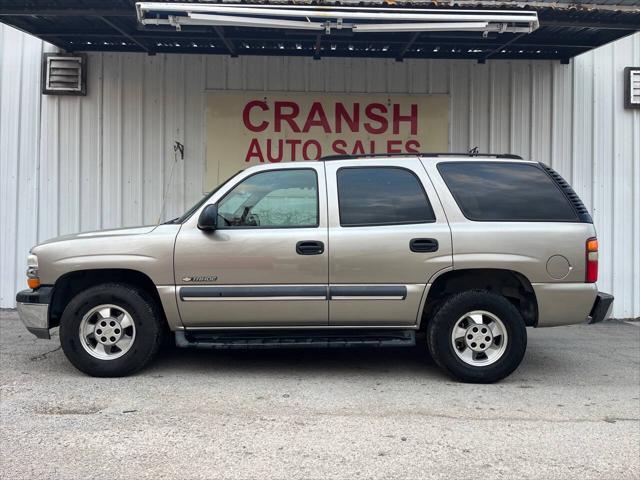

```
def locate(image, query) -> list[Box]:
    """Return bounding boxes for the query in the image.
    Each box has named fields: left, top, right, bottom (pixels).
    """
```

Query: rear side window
left=337, top=167, right=435, bottom=226
left=437, top=162, right=578, bottom=222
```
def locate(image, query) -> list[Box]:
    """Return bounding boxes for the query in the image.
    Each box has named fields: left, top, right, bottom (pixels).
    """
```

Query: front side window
left=217, top=169, right=318, bottom=228
left=437, top=162, right=579, bottom=222
left=337, top=167, right=436, bottom=227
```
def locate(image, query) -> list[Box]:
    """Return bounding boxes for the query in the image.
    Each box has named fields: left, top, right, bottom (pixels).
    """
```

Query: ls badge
left=182, top=275, right=218, bottom=283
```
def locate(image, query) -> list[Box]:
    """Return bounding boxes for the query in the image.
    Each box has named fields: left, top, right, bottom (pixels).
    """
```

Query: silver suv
left=16, top=153, right=613, bottom=382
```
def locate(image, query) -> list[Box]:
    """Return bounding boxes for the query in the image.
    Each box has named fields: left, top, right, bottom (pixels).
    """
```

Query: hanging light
left=136, top=2, right=539, bottom=35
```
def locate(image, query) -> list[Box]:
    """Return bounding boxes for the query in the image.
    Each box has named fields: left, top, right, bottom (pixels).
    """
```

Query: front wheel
left=426, top=290, right=527, bottom=383
left=59, top=283, right=164, bottom=377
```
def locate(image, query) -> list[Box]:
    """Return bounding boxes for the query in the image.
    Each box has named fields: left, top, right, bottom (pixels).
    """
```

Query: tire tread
left=426, top=290, right=527, bottom=383
left=59, top=282, right=164, bottom=377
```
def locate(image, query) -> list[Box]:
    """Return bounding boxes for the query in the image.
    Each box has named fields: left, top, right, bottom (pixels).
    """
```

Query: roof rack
left=319, top=152, right=524, bottom=161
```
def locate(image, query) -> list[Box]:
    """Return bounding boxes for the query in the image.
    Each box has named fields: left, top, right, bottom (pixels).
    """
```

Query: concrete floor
left=1, top=309, right=639, bottom=480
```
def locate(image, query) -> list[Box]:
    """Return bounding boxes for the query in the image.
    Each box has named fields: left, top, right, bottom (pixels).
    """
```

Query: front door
left=174, top=164, right=328, bottom=327
left=324, top=158, right=453, bottom=326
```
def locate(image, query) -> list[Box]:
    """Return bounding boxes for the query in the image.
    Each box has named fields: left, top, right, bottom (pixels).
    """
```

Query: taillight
left=586, top=237, right=598, bottom=283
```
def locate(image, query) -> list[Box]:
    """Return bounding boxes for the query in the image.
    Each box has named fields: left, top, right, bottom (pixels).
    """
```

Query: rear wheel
left=426, top=290, right=527, bottom=383
left=59, top=283, right=164, bottom=377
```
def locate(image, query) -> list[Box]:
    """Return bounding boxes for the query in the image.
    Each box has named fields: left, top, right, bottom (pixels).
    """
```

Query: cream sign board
left=206, top=92, right=449, bottom=189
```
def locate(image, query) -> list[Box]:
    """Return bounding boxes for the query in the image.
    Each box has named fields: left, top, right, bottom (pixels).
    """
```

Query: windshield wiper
left=162, top=217, right=180, bottom=225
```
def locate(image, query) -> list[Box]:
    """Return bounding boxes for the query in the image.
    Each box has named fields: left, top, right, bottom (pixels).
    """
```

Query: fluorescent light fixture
left=188, top=12, right=324, bottom=31
left=138, top=3, right=537, bottom=24
left=352, top=22, right=489, bottom=33
left=186, top=6, right=533, bottom=23
left=136, top=2, right=539, bottom=35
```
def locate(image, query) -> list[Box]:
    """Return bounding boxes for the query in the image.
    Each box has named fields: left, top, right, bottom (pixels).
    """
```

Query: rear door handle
left=296, top=240, right=325, bottom=255
left=410, top=238, right=439, bottom=253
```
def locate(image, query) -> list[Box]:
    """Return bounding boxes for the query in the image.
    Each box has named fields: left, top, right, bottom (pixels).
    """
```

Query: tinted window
left=437, top=162, right=578, bottom=222
left=218, top=169, right=318, bottom=228
left=337, top=167, right=435, bottom=227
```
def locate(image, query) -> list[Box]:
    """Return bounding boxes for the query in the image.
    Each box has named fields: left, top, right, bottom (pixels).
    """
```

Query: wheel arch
left=49, top=269, right=167, bottom=329
left=420, top=268, right=538, bottom=328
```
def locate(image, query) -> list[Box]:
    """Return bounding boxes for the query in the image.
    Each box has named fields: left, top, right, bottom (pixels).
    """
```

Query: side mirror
left=198, top=204, right=218, bottom=232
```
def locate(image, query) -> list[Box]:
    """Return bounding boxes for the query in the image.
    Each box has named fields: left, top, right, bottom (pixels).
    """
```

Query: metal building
left=1, top=1, right=639, bottom=318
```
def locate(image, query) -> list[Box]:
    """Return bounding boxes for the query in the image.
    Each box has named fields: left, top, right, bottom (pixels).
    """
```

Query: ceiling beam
left=0, top=8, right=132, bottom=17
left=460, top=1, right=640, bottom=13
left=212, top=26, right=237, bottom=57
left=540, top=20, right=640, bottom=31
left=100, top=17, right=151, bottom=53
left=0, top=15, right=70, bottom=50
left=478, top=32, right=527, bottom=64
left=34, top=31, right=602, bottom=51
left=313, top=33, right=322, bottom=60
left=396, top=32, right=420, bottom=62
left=0, top=15, right=40, bottom=36
left=1, top=7, right=636, bottom=26
left=68, top=43, right=586, bottom=60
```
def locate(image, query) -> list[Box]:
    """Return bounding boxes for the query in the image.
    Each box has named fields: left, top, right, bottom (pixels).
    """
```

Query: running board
left=175, top=329, right=415, bottom=349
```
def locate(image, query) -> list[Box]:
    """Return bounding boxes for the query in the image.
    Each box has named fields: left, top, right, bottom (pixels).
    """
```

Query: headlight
left=26, top=254, right=40, bottom=289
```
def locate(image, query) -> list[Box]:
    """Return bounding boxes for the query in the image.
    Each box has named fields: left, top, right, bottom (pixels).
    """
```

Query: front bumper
left=588, top=292, right=614, bottom=324
left=16, top=287, right=53, bottom=339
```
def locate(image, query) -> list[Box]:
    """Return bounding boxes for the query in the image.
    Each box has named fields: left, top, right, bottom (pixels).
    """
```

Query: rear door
left=325, top=158, right=453, bottom=326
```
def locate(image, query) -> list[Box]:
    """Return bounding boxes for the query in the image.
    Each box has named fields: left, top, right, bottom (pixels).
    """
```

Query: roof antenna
left=157, top=141, right=184, bottom=225
left=468, top=146, right=479, bottom=156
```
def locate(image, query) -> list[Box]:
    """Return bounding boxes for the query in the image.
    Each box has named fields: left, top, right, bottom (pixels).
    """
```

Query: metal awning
left=0, top=1, right=638, bottom=62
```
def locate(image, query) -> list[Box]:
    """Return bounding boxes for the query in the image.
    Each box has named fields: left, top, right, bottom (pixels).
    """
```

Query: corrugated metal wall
left=1, top=24, right=638, bottom=318
left=1, top=26, right=47, bottom=309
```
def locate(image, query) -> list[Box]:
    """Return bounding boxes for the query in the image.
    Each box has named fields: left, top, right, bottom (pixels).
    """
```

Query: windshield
left=168, top=170, right=243, bottom=224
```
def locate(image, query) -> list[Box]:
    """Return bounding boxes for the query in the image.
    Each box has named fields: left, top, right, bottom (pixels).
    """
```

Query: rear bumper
left=588, top=292, right=614, bottom=324
left=15, top=288, right=53, bottom=339
left=533, top=283, right=598, bottom=327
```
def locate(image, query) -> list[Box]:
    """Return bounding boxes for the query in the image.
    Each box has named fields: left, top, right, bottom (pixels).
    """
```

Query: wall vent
left=41, top=53, right=87, bottom=95
left=625, top=67, right=639, bottom=109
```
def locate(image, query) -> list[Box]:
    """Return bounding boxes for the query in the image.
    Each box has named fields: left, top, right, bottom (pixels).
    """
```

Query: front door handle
left=296, top=240, right=325, bottom=255
left=410, top=238, right=439, bottom=253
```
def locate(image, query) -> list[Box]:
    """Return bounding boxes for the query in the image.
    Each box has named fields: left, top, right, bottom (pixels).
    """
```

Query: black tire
left=59, top=283, right=164, bottom=377
left=426, top=290, right=527, bottom=383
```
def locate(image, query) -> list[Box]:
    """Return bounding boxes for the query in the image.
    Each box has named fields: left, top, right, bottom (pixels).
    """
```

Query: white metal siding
left=1, top=26, right=46, bottom=308
left=1, top=24, right=638, bottom=318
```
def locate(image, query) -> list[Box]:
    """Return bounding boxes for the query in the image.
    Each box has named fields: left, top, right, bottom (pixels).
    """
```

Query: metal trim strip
left=183, top=296, right=326, bottom=302
left=179, top=285, right=409, bottom=301
left=328, top=285, right=407, bottom=300
left=330, top=296, right=405, bottom=300
left=179, top=285, right=328, bottom=300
